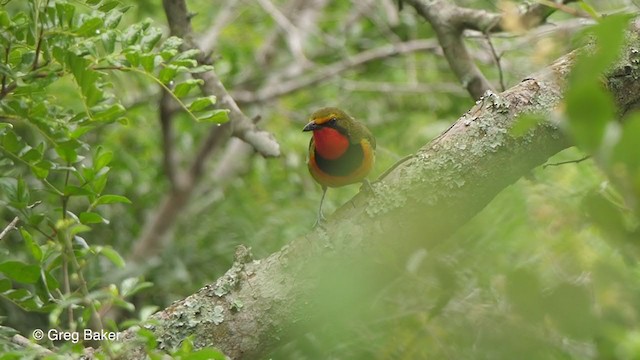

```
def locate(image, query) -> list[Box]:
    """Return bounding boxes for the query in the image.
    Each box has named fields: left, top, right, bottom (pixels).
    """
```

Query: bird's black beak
left=303, top=122, right=320, bottom=132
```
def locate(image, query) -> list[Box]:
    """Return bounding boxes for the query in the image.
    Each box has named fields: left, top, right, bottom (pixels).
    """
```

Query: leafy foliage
left=1, top=0, right=640, bottom=359
left=0, top=0, right=225, bottom=355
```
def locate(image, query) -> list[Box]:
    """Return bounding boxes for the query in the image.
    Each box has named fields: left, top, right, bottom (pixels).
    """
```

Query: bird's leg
left=314, top=186, right=328, bottom=227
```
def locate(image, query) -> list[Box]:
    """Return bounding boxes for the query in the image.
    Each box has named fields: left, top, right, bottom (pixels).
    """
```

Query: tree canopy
left=1, top=0, right=640, bottom=358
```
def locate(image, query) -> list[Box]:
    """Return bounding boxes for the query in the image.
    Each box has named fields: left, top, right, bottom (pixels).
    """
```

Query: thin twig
left=233, top=39, right=440, bottom=103
left=543, top=155, right=591, bottom=169
left=256, top=0, right=307, bottom=62
left=32, top=0, right=51, bottom=71
left=199, top=1, right=241, bottom=54
left=1, top=42, right=9, bottom=95
left=0, top=216, right=19, bottom=240
left=484, top=33, right=505, bottom=91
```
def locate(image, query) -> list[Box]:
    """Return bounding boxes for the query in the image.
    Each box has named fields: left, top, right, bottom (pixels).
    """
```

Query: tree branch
left=232, top=39, right=440, bottom=104
left=130, top=0, right=280, bottom=262
left=0, top=216, right=19, bottom=241
left=162, top=0, right=280, bottom=158
left=405, top=0, right=580, bottom=99
left=114, top=25, right=640, bottom=359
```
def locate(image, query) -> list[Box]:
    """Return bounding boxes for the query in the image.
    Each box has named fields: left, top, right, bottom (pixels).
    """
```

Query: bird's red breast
left=312, top=127, right=350, bottom=160
left=303, top=107, right=375, bottom=189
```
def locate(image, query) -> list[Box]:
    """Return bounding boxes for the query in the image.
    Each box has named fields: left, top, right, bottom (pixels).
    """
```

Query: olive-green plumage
left=307, top=107, right=376, bottom=148
left=303, top=107, right=376, bottom=225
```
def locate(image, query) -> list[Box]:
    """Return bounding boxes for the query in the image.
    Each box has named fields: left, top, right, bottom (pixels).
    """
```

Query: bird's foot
left=313, top=217, right=327, bottom=229
left=313, top=211, right=327, bottom=228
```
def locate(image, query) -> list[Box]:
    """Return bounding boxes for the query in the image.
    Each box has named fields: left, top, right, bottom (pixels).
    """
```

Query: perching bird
left=303, top=107, right=376, bottom=225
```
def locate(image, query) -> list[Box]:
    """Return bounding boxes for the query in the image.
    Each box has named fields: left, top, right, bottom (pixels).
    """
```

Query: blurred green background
left=1, top=0, right=640, bottom=358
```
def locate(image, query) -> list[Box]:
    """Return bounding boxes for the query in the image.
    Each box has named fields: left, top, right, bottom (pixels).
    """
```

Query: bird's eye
left=328, top=117, right=337, bottom=125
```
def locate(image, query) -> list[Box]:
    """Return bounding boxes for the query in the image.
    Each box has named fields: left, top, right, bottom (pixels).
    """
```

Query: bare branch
left=256, top=0, right=307, bottom=63
left=407, top=0, right=495, bottom=99
left=0, top=216, right=19, bottom=241
left=233, top=39, right=440, bottom=104
left=406, top=0, right=581, bottom=99
left=341, top=79, right=465, bottom=94
left=484, top=34, right=506, bottom=91
left=198, top=2, right=241, bottom=55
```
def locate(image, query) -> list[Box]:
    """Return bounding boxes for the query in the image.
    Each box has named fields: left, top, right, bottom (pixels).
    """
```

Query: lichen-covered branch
left=111, top=27, right=640, bottom=359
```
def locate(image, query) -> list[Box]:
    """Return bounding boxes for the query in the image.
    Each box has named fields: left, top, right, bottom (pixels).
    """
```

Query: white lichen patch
left=365, top=180, right=408, bottom=217
left=212, top=305, right=224, bottom=325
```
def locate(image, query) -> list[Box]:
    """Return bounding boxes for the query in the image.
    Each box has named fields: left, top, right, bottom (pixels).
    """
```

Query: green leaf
left=612, top=113, right=640, bottom=172
left=141, top=27, right=163, bottom=52
left=120, top=277, right=153, bottom=297
left=188, top=96, right=216, bottom=112
left=74, top=17, right=104, bottom=37
left=94, top=246, right=125, bottom=268
left=184, top=348, right=226, bottom=360
left=55, top=3, right=75, bottom=28
left=171, top=59, right=197, bottom=68
left=173, top=79, right=203, bottom=98
left=175, top=49, right=201, bottom=60
left=20, top=229, right=43, bottom=262
left=1, top=130, right=21, bottom=153
left=95, top=147, right=114, bottom=170
left=0, top=10, right=10, bottom=28
left=67, top=53, right=102, bottom=106
left=570, top=14, right=632, bottom=84
left=43, top=269, right=60, bottom=292
left=140, top=54, right=157, bottom=73
left=55, top=139, right=81, bottom=163
left=0, top=261, right=40, bottom=284
left=64, top=185, right=94, bottom=197
left=158, top=66, right=177, bottom=84
left=94, top=194, right=132, bottom=205
left=0, top=279, right=11, bottom=292
left=565, top=82, right=614, bottom=152
left=1, top=288, right=43, bottom=311
left=91, top=103, right=126, bottom=122
left=197, top=109, right=230, bottom=124
left=70, top=224, right=91, bottom=236
left=101, top=31, right=117, bottom=54
left=100, top=1, right=121, bottom=13
left=0, top=122, right=13, bottom=134
left=126, top=51, right=140, bottom=67
left=33, top=160, right=52, bottom=179
left=19, top=146, right=42, bottom=163
left=79, top=212, right=108, bottom=224
left=578, top=1, right=600, bottom=20
left=584, top=191, right=628, bottom=240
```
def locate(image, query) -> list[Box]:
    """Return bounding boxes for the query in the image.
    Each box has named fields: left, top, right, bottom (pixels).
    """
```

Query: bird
left=302, top=107, right=376, bottom=225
